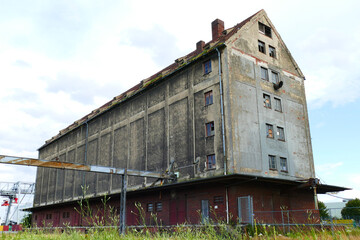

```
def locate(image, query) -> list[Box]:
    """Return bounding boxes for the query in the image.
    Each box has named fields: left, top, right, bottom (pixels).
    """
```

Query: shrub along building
left=30, top=10, right=346, bottom=227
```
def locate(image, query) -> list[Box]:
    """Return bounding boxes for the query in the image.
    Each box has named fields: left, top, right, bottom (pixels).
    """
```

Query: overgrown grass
left=1, top=224, right=360, bottom=239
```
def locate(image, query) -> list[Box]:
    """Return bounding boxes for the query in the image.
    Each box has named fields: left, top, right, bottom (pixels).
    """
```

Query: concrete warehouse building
left=30, top=10, right=345, bottom=227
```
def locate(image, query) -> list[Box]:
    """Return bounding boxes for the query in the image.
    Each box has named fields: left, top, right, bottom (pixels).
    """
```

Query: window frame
left=258, top=22, right=272, bottom=38
left=214, top=196, right=224, bottom=204
left=269, top=45, right=276, bottom=58
left=203, top=60, right=212, bottom=75
left=268, top=155, right=277, bottom=170
left=261, top=67, right=269, bottom=81
left=274, top=97, right=282, bottom=112
left=280, top=157, right=288, bottom=172
left=266, top=124, right=274, bottom=139
left=155, top=202, right=162, bottom=212
left=277, top=126, right=285, bottom=141
left=271, top=71, right=280, bottom=84
left=147, top=203, right=154, bottom=212
left=204, top=90, right=213, bottom=106
left=205, top=121, right=215, bottom=137
left=258, top=40, right=266, bottom=54
left=263, top=93, right=271, bottom=109
left=206, top=154, right=216, bottom=170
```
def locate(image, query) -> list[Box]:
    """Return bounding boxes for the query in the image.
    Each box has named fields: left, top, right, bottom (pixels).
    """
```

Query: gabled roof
left=39, top=9, right=289, bottom=149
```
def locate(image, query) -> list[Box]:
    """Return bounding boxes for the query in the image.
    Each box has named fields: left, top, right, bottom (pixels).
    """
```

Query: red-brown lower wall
left=31, top=182, right=317, bottom=227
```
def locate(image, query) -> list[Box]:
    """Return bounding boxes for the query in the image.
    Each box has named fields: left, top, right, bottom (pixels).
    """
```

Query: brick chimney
left=196, top=40, right=205, bottom=53
left=212, top=19, right=224, bottom=41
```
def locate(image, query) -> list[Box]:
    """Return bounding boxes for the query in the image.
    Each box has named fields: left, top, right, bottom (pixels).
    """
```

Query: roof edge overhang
left=25, top=173, right=349, bottom=211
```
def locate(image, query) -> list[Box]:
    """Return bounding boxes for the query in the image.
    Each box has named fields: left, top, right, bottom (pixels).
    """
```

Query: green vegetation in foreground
left=1, top=225, right=360, bottom=240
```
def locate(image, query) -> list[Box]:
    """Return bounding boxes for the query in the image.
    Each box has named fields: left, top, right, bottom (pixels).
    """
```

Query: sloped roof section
left=39, top=10, right=263, bottom=149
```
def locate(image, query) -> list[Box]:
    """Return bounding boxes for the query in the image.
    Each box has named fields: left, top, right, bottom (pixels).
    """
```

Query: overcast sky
left=0, top=0, right=359, bottom=221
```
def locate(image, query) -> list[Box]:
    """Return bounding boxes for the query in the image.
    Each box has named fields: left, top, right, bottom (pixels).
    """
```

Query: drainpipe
left=82, top=121, right=89, bottom=196
left=225, top=187, right=229, bottom=224
left=215, top=48, right=227, bottom=175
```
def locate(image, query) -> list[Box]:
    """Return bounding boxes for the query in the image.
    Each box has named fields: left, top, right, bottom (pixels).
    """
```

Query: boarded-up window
left=204, top=60, right=212, bottom=74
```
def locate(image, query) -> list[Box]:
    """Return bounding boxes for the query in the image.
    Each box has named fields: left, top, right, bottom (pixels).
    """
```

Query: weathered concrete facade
left=34, top=9, right=315, bottom=216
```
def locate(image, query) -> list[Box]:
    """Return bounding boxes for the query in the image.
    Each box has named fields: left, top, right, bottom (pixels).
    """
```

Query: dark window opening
left=204, top=91, right=213, bottom=106
left=155, top=202, right=162, bottom=212
left=266, top=124, right=274, bottom=138
left=263, top=94, right=271, bottom=108
left=280, top=157, right=288, bottom=172
left=258, top=22, right=272, bottom=38
left=269, top=46, right=276, bottom=58
left=204, top=60, right=212, bottom=74
left=63, top=212, right=70, bottom=218
left=206, top=122, right=215, bottom=137
left=147, top=203, right=154, bottom=212
left=207, top=154, right=216, bottom=170
left=277, top=127, right=285, bottom=141
left=34, top=215, right=37, bottom=221
left=214, top=196, right=224, bottom=204
left=258, top=40, right=266, bottom=54
left=261, top=67, right=268, bottom=81
left=269, top=155, right=277, bottom=170
left=274, top=98, right=282, bottom=112
left=46, top=214, right=52, bottom=220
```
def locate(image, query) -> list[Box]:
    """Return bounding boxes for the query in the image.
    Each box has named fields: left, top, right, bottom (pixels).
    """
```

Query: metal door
left=237, top=196, right=253, bottom=225
left=201, top=200, right=209, bottom=223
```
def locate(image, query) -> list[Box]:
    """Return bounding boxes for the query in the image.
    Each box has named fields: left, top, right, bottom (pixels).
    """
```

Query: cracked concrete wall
left=34, top=52, right=225, bottom=206
left=223, top=14, right=314, bottom=180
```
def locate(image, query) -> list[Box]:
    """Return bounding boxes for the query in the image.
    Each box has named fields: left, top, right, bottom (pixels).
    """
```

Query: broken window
left=266, top=124, right=274, bottom=138
left=269, top=46, right=276, bottom=58
left=268, top=155, right=276, bottom=170
left=204, top=60, right=212, bottom=74
left=263, top=93, right=271, bottom=108
left=277, top=127, right=285, bottom=141
left=156, top=202, right=162, bottom=212
left=274, top=98, right=282, bottom=112
left=261, top=67, right=269, bottom=80
left=204, top=91, right=213, bottom=106
left=258, top=22, right=272, bottom=38
left=258, top=40, right=266, bottom=54
left=271, top=71, right=280, bottom=84
left=207, top=154, right=216, bottom=169
left=280, top=157, right=288, bottom=172
left=206, top=122, right=215, bottom=137
left=147, top=203, right=154, bottom=212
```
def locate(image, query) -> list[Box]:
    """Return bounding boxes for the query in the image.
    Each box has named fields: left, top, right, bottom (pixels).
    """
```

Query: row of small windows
left=261, top=67, right=280, bottom=84
left=266, top=124, right=285, bottom=141
left=204, top=90, right=216, bottom=170
left=258, top=41, right=276, bottom=58
left=147, top=202, right=163, bottom=212
left=263, top=94, right=282, bottom=112
left=268, top=155, right=288, bottom=172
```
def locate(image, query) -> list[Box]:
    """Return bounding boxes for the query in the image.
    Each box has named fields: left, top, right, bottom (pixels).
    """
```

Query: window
left=277, top=127, right=285, bottom=141
left=269, top=46, right=276, bottom=58
left=280, top=157, right=288, bottom=172
left=266, top=124, right=274, bottom=138
left=207, top=154, right=216, bottom=170
left=204, top=91, right=213, bottom=106
left=263, top=94, right=271, bottom=108
left=147, top=203, right=154, bottom=212
left=62, top=212, right=70, bottom=218
left=201, top=200, right=210, bottom=223
left=258, top=22, right=272, bottom=38
left=268, top=155, right=276, bottom=170
left=206, top=122, right=215, bottom=137
left=46, top=214, right=52, bottom=220
left=214, top=196, right=224, bottom=204
left=204, top=60, right=212, bottom=74
left=261, top=67, right=269, bottom=80
left=271, top=71, right=279, bottom=84
left=274, top=98, right=282, bottom=112
left=258, top=40, right=266, bottom=54
left=155, top=202, right=162, bottom=212
left=34, top=215, right=37, bottom=221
